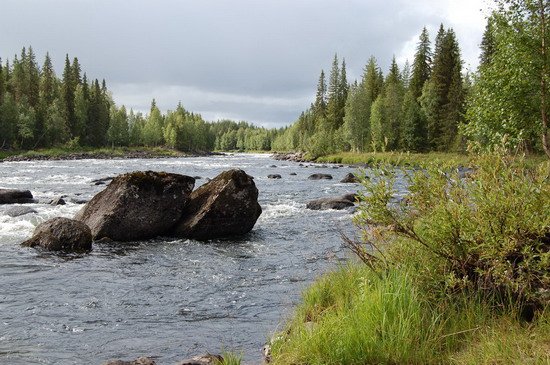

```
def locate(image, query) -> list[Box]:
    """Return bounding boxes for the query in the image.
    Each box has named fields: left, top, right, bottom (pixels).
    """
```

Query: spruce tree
left=326, top=54, right=342, bottom=130
left=314, top=70, right=327, bottom=120
left=62, top=54, right=77, bottom=138
left=402, top=27, right=432, bottom=151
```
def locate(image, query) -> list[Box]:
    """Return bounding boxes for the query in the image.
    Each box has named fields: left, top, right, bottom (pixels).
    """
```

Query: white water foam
left=258, top=200, right=303, bottom=221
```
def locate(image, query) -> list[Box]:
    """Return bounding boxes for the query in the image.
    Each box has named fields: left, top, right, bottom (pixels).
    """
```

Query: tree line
left=274, top=0, right=549, bottom=158
left=272, top=25, right=467, bottom=157
left=2, top=0, right=547, bottom=158
left=0, top=48, right=277, bottom=152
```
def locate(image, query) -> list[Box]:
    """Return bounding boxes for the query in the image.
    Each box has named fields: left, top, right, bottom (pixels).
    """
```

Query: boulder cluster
left=20, top=169, right=262, bottom=251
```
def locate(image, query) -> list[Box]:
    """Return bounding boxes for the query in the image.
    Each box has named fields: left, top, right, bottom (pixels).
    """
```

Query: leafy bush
left=353, top=153, right=550, bottom=314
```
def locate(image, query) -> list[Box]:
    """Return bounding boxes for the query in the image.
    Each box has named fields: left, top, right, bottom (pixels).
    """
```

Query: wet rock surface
left=75, top=171, right=195, bottom=241
left=21, top=217, right=92, bottom=251
left=172, top=169, right=262, bottom=240
left=5, top=206, right=38, bottom=217
left=308, top=173, right=333, bottom=180
left=0, top=188, right=35, bottom=204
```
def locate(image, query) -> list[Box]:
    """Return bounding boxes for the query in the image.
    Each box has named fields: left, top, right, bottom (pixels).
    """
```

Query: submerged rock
left=268, top=174, right=282, bottom=179
left=49, top=197, right=66, bottom=206
left=102, top=357, right=156, bottom=365
left=308, top=173, right=333, bottom=180
left=75, top=171, right=195, bottom=241
left=22, top=217, right=92, bottom=251
left=5, top=206, right=37, bottom=217
left=0, top=189, right=35, bottom=204
left=172, top=169, right=262, bottom=240
left=306, top=194, right=356, bottom=211
left=340, top=173, right=360, bottom=183
left=176, top=354, right=224, bottom=365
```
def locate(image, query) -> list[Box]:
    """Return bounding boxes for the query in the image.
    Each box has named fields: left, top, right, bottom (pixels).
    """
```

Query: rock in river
left=22, top=217, right=92, bottom=251
left=103, top=357, right=156, bottom=365
left=308, top=173, right=333, bottom=180
left=0, top=188, right=35, bottom=204
left=340, top=173, right=360, bottom=183
left=268, top=174, right=282, bottom=179
left=5, top=206, right=37, bottom=217
left=75, top=171, right=195, bottom=241
left=172, top=169, right=262, bottom=240
left=306, top=194, right=356, bottom=210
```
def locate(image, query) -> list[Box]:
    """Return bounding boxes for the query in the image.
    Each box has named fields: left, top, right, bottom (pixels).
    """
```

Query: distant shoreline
left=0, top=147, right=225, bottom=162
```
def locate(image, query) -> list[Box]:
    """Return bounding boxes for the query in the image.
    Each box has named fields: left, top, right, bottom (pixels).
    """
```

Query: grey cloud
left=1, top=0, right=484, bottom=127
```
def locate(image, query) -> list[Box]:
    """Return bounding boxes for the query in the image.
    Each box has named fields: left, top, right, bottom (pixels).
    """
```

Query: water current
left=0, top=154, right=384, bottom=364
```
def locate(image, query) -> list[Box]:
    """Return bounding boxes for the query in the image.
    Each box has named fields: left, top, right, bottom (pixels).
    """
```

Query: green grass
left=314, top=151, right=547, bottom=169
left=315, top=151, right=471, bottom=167
left=1, top=146, right=186, bottom=160
left=270, top=153, right=550, bottom=364
left=269, top=264, right=550, bottom=365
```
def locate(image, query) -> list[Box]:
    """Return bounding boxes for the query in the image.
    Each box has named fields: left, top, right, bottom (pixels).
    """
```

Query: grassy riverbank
left=314, top=151, right=547, bottom=169
left=0, top=146, right=190, bottom=161
left=267, top=152, right=550, bottom=364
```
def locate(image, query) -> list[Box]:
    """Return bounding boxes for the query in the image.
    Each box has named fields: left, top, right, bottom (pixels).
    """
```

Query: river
left=0, top=153, right=367, bottom=364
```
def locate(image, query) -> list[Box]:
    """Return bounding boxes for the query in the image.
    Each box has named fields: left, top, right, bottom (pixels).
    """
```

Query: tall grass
left=270, top=152, right=549, bottom=364
left=270, top=265, right=496, bottom=364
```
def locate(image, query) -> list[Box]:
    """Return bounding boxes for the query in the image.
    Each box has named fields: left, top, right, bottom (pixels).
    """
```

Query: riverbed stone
left=75, top=171, right=195, bottom=241
left=22, top=217, right=92, bottom=251
left=340, top=173, right=360, bottom=183
left=0, top=189, right=35, bottom=204
left=172, top=169, right=262, bottom=240
left=102, top=357, right=156, bottom=365
left=306, top=195, right=356, bottom=210
left=176, top=354, right=224, bottom=365
left=5, top=206, right=38, bottom=217
left=308, top=173, right=333, bottom=180
left=49, top=197, right=66, bottom=206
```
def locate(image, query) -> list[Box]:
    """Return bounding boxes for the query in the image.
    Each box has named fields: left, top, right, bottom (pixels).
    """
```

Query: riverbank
left=273, top=150, right=547, bottom=169
left=0, top=147, right=224, bottom=162
left=266, top=153, right=550, bottom=364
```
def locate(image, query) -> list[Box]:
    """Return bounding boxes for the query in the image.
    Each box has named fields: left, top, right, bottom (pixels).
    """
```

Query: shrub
left=352, top=153, right=550, bottom=314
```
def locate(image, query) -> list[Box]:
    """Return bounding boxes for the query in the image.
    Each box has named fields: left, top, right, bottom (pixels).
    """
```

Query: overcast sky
left=1, top=0, right=491, bottom=128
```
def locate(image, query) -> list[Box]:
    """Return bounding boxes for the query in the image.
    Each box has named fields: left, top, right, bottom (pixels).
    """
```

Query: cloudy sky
left=1, top=0, right=490, bottom=128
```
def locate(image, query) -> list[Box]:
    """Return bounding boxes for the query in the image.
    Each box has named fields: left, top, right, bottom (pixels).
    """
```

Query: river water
left=0, top=154, right=369, bottom=364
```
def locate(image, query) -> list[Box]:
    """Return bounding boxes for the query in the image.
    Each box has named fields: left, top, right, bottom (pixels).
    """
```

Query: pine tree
left=62, top=54, right=77, bottom=138
left=25, top=46, right=40, bottom=108
left=0, top=58, right=4, bottom=105
left=313, top=70, right=327, bottom=119
left=326, top=54, right=342, bottom=130
left=402, top=27, right=432, bottom=151
left=420, top=27, right=463, bottom=150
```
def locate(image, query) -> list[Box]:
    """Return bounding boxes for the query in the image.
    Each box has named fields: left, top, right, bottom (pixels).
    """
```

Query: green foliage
left=355, top=153, right=550, bottom=309
left=464, top=2, right=549, bottom=156
left=270, top=266, right=448, bottom=364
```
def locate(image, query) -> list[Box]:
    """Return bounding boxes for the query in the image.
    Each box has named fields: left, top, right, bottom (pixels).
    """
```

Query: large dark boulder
left=75, top=171, right=195, bottom=241
left=172, top=169, right=262, bottom=240
left=0, top=189, right=35, bottom=204
left=22, top=217, right=92, bottom=251
left=306, top=194, right=356, bottom=211
left=308, top=173, right=333, bottom=180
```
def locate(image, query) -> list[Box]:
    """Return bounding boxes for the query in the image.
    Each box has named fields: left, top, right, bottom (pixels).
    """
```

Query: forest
left=0, top=1, right=548, bottom=159
left=0, top=51, right=276, bottom=153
